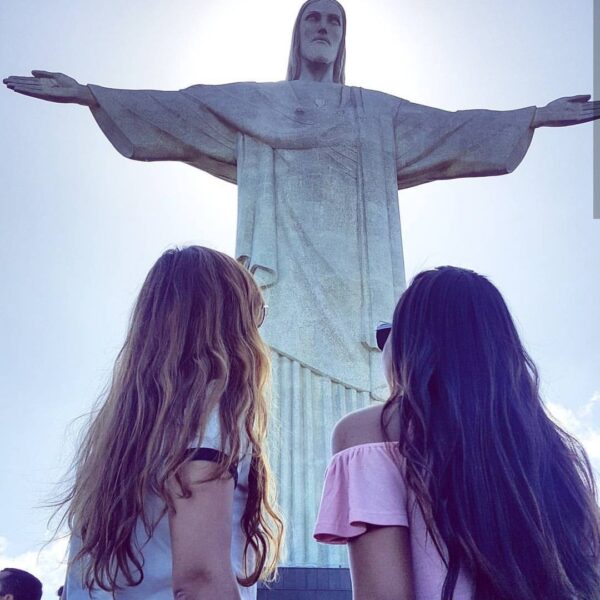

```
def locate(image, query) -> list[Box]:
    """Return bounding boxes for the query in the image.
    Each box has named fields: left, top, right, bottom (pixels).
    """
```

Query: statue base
left=258, top=567, right=351, bottom=599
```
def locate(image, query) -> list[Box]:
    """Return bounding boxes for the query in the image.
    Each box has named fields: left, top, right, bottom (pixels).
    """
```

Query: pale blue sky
left=0, top=0, right=598, bottom=593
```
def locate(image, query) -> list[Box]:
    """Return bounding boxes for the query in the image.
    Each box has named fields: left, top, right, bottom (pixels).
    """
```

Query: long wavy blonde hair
left=53, top=246, right=284, bottom=591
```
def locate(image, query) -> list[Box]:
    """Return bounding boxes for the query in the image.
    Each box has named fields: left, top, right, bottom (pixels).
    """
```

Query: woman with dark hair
left=315, top=266, right=600, bottom=600
left=54, top=246, right=283, bottom=599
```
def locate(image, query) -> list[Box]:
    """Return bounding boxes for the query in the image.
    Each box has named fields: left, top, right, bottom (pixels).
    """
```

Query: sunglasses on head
left=375, top=321, right=392, bottom=351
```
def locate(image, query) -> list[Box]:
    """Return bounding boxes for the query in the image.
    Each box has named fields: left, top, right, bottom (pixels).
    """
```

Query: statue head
left=286, top=0, right=347, bottom=84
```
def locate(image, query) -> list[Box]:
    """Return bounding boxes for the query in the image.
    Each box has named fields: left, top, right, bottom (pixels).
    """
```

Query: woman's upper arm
left=167, top=460, right=237, bottom=588
left=328, top=407, right=415, bottom=599
left=348, top=524, right=415, bottom=600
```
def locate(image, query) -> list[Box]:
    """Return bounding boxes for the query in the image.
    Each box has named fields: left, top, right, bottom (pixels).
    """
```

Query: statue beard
left=302, top=51, right=336, bottom=69
left=301, top=42, right=337, bottom=67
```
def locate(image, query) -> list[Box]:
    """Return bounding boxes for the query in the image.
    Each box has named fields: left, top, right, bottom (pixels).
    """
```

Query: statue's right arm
left=4, top=72, right=239, bottom=175
left=3, top=71, right=98, bottom=106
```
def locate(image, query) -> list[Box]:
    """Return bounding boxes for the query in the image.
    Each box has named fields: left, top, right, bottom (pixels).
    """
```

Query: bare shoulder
left=331, top=401, right=400, bottom=455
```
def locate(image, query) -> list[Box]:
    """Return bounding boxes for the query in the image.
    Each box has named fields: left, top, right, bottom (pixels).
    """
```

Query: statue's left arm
left=394, top=95, right=599, bottom=190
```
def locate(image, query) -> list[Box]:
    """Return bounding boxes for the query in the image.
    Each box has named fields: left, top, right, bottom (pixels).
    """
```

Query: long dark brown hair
left=52, top=246, right=284, bottom=591
left=382, top=266, right=600, bottom=600
left=286, top=0, right=347, bottom=84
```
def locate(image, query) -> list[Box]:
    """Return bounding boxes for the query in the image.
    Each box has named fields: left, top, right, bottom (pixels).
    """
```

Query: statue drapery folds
left=88, top=80, right=535, bottom=397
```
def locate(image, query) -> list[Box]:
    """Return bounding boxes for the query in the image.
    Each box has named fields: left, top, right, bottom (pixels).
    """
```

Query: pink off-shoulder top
left=313, top=442, right=474, bottom=600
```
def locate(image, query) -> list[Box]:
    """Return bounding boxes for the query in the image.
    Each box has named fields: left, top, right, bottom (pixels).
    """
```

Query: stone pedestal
left=269, top=350, right=375, bottom=566
left=258, top=567, right=352, bottom=600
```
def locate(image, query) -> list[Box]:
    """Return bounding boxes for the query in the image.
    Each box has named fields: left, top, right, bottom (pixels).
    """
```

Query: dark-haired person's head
left=0, top=569, right=42, bottom=600
left=382, top=266, right=600, bottom=600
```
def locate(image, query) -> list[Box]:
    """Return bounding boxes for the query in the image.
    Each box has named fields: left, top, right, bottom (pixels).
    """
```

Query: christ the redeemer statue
left=5, top=0, right=599, bottom=567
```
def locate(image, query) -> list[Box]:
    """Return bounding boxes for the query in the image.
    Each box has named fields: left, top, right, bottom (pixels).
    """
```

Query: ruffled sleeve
left=313, top=442, right=409, bottom=544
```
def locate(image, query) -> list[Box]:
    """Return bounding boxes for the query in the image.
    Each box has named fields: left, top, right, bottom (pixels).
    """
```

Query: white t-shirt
left=65, top=406, right=256, bottom=599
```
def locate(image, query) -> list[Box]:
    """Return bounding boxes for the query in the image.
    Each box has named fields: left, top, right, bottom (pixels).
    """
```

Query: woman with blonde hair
left=55, top=246, right=283, bottom=599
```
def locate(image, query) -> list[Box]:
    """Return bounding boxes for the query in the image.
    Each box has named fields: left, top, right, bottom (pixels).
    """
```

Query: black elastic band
left=186, top=447, right=238, bottom=488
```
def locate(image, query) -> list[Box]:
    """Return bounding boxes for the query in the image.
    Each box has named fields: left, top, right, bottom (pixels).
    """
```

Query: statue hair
left=286, top=0, right=347, bottom=84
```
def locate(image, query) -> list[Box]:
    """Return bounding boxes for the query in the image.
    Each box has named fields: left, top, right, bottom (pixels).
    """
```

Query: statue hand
left=3, top=70, right=97, bottom=106
left=533, top=94, right=600, bottom=128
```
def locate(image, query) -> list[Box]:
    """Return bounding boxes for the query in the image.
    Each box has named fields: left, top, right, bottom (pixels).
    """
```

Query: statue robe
left=88, top=80, right=535, bottom=565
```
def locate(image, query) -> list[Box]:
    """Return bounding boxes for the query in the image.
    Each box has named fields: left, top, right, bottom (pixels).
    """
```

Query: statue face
left=299, top=0, right=343, bottom=67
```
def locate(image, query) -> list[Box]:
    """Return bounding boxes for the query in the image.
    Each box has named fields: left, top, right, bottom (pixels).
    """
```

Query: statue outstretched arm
left=394, top=101, right=537, bottom=190
left=394, top=93, right=599, bottom=190
left=3, top=72, right=238, bottom=182
left=3, top=71, right=97, bottom=106
left=532, top=94, right=600, bottom=127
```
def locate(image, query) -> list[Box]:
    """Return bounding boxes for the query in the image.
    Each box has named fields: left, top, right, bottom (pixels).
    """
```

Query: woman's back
left=53, top=246, right=283, bottom=599
left=65, top=406, right=256, bottom=599
left=315, top=266, right=600, bottom=600
left=315, top=403, right=475, bottom=600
